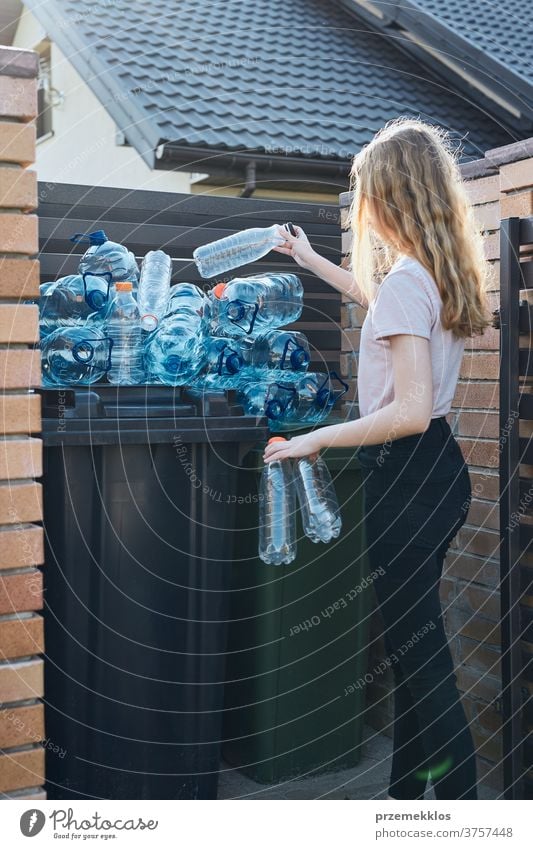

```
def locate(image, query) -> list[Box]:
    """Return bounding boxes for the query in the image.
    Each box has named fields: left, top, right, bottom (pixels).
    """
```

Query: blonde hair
left=348, top=117, right=490, bottom=337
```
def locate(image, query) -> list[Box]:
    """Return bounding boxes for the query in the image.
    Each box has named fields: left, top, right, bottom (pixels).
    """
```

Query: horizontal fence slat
left=38, top=216, right=341, bottom=258
left=523, top=262, right=533, bottom=290
left=520, top=217, right=533, bottom=246
left=519, top=349, right=533, bottom=376
left=519, top=304, right=532, bottom=334
left=520, top=523, right=533, bottom=551
left=38, top=182, right=341, bottom=228
left=520, top=436, right=533, bottom=465
left=37, top=202, right=341, bottom=240
left=520, top=394, right=533, bottom=419
left=519, top=477, right=533, bottom=504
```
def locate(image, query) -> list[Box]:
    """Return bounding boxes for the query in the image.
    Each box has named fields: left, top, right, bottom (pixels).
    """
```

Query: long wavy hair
left=348, top=117, right=490, bottom=337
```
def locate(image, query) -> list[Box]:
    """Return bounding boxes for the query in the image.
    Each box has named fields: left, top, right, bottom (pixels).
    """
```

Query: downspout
left=240, top=160, right=256, bottom=197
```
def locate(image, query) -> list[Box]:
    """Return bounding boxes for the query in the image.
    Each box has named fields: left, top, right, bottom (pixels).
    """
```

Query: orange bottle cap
left=115, top=281, right=133, bottom=291
left=267, top=436, right=287, bottom=444
left=212, top=282, right=227, bottom=298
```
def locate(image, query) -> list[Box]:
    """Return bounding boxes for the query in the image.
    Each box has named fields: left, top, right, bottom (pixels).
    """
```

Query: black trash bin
left=41, top=386, right=268, bottom=800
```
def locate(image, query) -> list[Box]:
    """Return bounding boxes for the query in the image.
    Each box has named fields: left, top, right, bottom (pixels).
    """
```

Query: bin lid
left=41, top=386, right=269, bottom=446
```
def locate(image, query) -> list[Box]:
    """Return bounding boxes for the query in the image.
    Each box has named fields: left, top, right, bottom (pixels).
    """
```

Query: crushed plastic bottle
left=71, top=229, right=140, bottom=309
left=295, top=371, right=349, bottom=426
left=294, top=455, right=342, bottom=543
left=194, top=337, right=249, bottom=389
left=259, top=437, right=297, bottom=566
left=237, top=379, right=298, bottom=424
left=237, top=372, right=348, bottom=430
left=105, top=281, right=145, bottom=385
left=39, top=276, right=96, bottom=337
left=138, top=250, right=172, bottom=331
left=166, top=282, right=209, bottom=322
left=144, top=312, right=205, bottom=386
left=41, top=326, right=113, bottom=386
left=193, top=224, right=287, bottom=279
left=251, top=329, right=310, bottom=373
left=208, top=273, right=303, bottom=337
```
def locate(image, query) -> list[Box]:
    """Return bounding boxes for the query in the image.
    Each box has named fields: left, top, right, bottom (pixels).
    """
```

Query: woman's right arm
left=273, top=225, right=367, bottom=307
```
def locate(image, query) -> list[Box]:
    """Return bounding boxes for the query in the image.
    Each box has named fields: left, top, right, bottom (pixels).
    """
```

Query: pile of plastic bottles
left=259, top=437, right=342, bottom=565
left=38, top=227, right=346, bottom=430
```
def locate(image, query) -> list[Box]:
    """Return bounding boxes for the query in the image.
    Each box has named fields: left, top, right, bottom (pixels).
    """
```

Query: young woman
left=264, top=117, right=489, bottom=800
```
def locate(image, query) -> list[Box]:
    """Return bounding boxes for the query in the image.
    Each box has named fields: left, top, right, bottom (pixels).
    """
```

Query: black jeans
left=358, top=417, right=477, bottom=800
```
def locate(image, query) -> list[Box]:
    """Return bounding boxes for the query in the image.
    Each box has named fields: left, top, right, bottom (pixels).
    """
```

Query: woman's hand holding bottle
left=273, top=224, right=366, bottom=306
left=273, top=225, right=318, bottom=271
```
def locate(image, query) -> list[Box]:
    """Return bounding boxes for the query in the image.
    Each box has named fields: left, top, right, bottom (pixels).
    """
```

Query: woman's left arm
left=264, top=334, right=433, bottom=462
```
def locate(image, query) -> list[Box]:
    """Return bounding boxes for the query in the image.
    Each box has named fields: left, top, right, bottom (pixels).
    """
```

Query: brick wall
left=339, top=138, right=533, bottom=794
left=0, top=46, right=45, bottom=800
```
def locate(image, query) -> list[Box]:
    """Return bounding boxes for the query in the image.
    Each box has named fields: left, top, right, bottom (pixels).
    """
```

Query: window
left=37, top=43, right=53, bottom=140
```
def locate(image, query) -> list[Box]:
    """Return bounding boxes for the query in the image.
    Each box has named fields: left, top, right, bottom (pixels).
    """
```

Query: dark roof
left=413, top=0, right=532, bottom=87
left=339, top=1, right=533, bottom=129
left=25, top=0, right=514, bottom=184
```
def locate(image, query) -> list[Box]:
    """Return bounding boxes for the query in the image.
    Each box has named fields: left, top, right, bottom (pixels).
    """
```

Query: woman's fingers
left=263, top=444, right=291, bottom=462
left=279, top=224, right=298, bottom=242
left=272, top=246, right=294, bottom=255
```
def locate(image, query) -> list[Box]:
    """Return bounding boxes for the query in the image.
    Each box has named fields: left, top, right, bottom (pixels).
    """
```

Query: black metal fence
left=499, top=215, right=533, bottom=800
left=37, top=182, right=343, bottom=375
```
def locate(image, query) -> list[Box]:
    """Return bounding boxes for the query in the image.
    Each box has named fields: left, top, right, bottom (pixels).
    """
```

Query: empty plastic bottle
left=238, top=372, right=348, bottom=431
left=39, top=276, right=96, bottom=337
left=105, top=281, right=145, bottom=385
left=194, top=224, right=287, bottom=278
left=209, top=273, right=304, bottom=337
left=296, top=371, right=349, bottom=426
left=41, top=326, right=113, bottom=386
left=138, top=250, right=172, bottom=332
left=144, top=312, right=205, bottom=386
left=294, top=455, right=342, bottom=543
left=71, top=229, right=140, bottom=309
left=194, top=337, right=248, bottom=389
left=237, top=379, right=298, bottom=424
left=166, top=282, right=209, bottom=322
left=259, top=437, right=297, bottom=566
left=251, top=329, right=310, bottom=373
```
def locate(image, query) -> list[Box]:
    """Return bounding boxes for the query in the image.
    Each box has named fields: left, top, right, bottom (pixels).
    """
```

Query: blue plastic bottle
left=71, top=229, right=140, bottom=309
left=194, top=337, right=246, bottom=389
left=296, top=371, right=348, bottom=425
left=144, top=312, right=205, bottom=386
left=237, top=372, right=348, bottom=430
left=193, top=225, right=286, bottom=279
left=166, top=282, right=209, bottom=322
left=237, top=379, right=298, bottom=424
left=39, top=275, right=96, bottom=337
left=251, top=329, right=310, bottom=373
left=41, top=326, right=113, bottom=386
left=208, top=273, right=303, bottom=337
left=105, top=281, right=145, bottom=385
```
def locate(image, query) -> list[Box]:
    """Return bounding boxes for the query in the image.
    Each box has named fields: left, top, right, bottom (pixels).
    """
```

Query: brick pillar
left=443, top=167, right=503, bottom=792
left=449, top=151, right=533, bottom=792
left=0, top=46, right=45, bottom=800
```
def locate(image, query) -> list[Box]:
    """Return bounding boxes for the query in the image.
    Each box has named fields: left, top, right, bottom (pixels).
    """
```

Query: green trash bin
left=223, top=446, right=373, bottom=784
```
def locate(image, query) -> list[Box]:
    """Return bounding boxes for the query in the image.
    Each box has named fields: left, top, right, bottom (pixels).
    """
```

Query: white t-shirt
left=358, top=254, right=465, bottom=418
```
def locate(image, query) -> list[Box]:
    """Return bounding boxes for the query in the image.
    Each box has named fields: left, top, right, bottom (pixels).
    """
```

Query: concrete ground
left=218, top=725, right=499, bottom=800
